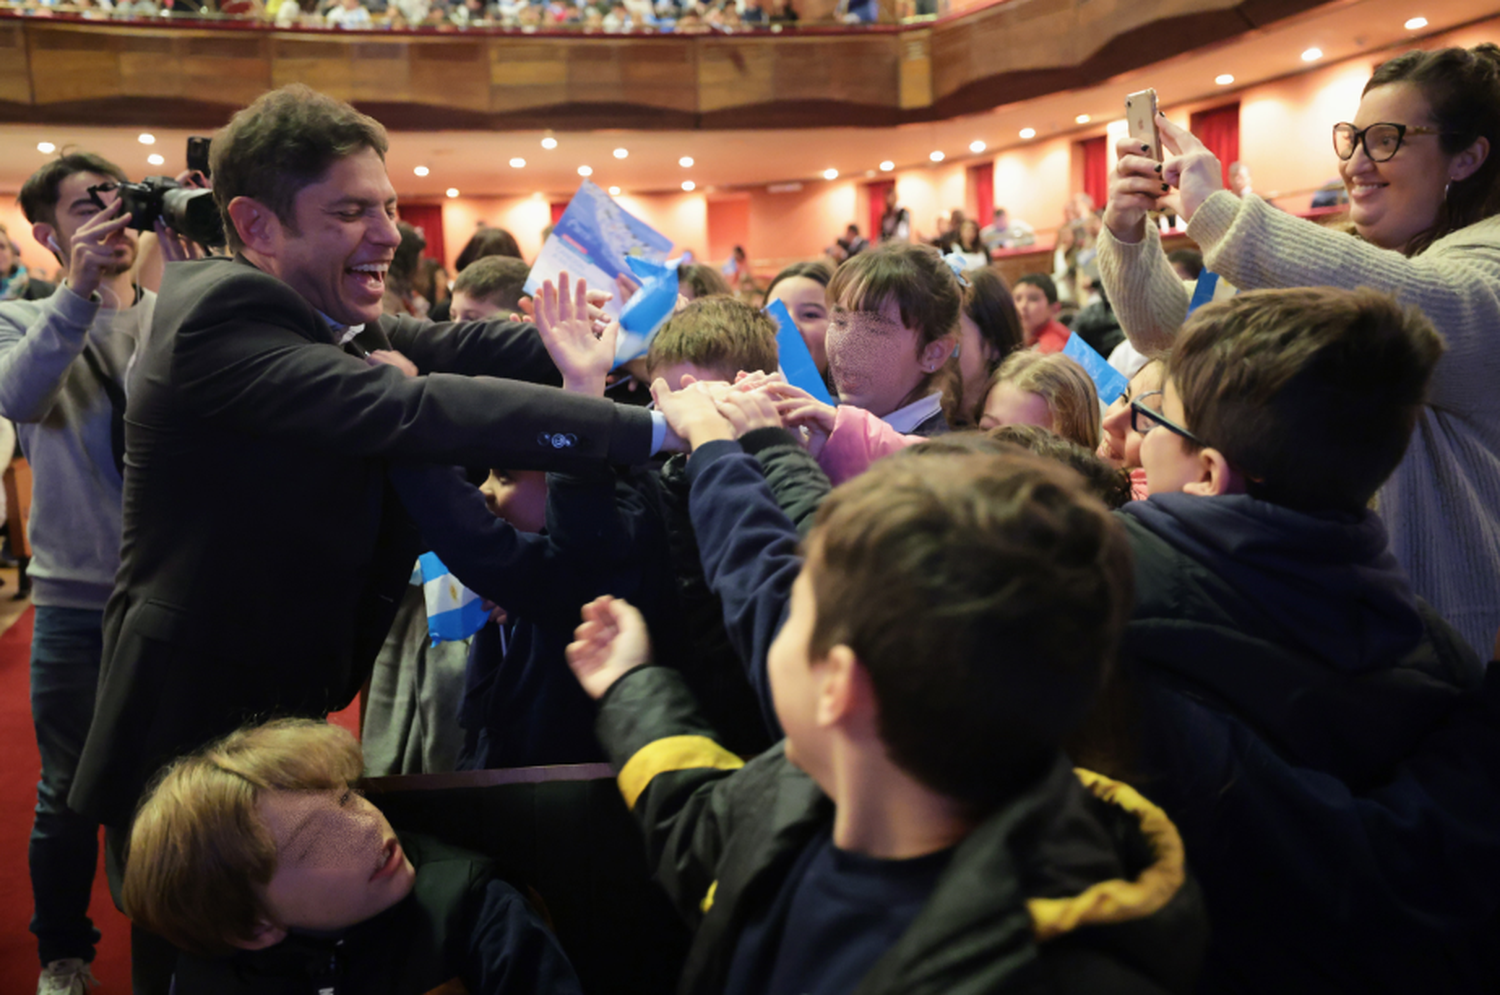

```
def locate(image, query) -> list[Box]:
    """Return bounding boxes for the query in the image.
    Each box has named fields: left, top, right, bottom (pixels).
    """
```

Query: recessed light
left=608, top=186, right=621, bottom=195
left=879, top=160, right=894, bottom=171
left=613, top=148, right=628, bottom=159
left=679, top=156, right=695, bottom=168
left=969, top=140, right=987, bottom=153
left=446, top=188, right=460, bottom=198
left=1215, top=74, right=1235, bottom=85
left=147, top=154, right=165, bottom=166
left=1404, top=16, right=1427, bottom=30
left=414, top=165, right=429, bottom=176
left=578, top=165, right=593, bottom=177
left=138, top=133, right=156, bottom=145
left=681, top=180, right=696, bottom=191
left=1075, top=114, right=1091, bottom=124
left=509, top=157, right=526, bottom=168
left=541, top=137, right=558, bottom=150
left=37, top=142, right=55, bottom=154
left=823, top=168, right=839, bottom=180
left=929, top=151, right=945, bottom=162
left=1019, top=127, right=1036, bottom=140
left=1302, top=47, right=1323, bottom=62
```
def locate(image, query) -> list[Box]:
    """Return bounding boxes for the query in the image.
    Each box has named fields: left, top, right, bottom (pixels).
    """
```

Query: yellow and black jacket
left=598, top=665, right=1208, bottom=995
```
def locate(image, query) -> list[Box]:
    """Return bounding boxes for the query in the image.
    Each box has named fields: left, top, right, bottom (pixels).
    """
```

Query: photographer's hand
left=66, top=200, right=133, bottom=301
left=153, top=219, right=206, bottom=264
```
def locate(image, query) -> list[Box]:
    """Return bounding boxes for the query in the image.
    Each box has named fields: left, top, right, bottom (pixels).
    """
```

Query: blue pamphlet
left=765, top=299, right=834, bottom=405
left=1187, top=270, right=1220, bottom=315
left=1062, top=333, right=1129, bottom=406
left=614, top=255, right=682, bottom=365
left=524, top=180, right=674, bottom=325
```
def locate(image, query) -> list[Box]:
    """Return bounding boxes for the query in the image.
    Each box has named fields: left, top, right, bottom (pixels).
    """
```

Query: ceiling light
left=1019, top=127, right=1036, bottom=139
left=1215, top=74, right=1235, bottom=85
left=682, top=180, right=696, bottom=191
left=138, top=133, right=156, bottom=145
left=414, top=165, right=429, bottom=176
left=969, top=140, right=986, bottom=153
left=879, top=160, right=894, bottom=171
left=446, top=188, right=460, bottom=198
left=147, top=153, right=165, bottom=166
left=929, top=151, right=945, bottom=162
left=1302, top=47, right=1323, bottom=62
left=578, top=165, right=593, bottom=177
left=823, top=168, right=839, bottom=180
left=608, top=186, right=621, bottom=195
left=1404, top=16, right=1427, bottom=29
left=613, top=148, right=628, bottom=159
left=509, top=157, right=526, bottom=168
left=541, top=137, right=557, bottom=150
left=679, top=156, right=695, bottom=168
left=37, top=142, right=55, bottom=154
left=1075, top=114, right=1091, bottom=124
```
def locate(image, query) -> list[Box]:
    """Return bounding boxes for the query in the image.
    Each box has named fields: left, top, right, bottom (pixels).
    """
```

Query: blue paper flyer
left=524, top=181, right=674, bottom=323
left=1062, top=332, right=1129, bottom=406
left=765, top=298, right=835, bottom=405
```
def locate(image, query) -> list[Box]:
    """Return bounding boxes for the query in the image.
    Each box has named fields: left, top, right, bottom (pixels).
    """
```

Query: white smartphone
left=1125, top=88, right=1161, bottom=161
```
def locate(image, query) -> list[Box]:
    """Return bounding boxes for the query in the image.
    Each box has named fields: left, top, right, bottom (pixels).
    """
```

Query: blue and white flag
left=418, top=552, right=488, bottom=646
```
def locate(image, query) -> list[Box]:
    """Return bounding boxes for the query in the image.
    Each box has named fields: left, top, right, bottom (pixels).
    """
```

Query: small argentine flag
left=418, top=552, right=489, bottom=646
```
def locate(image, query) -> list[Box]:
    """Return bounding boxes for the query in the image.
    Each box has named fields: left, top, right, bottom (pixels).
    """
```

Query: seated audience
left=980, top=206, right=1036, bottom=251
left=122, top=718, right=583, bottom=994
left=1117, top=286, right=1497, bottom=992
left=976, top=350, right=1100, bottom=450
left=945, top=219, right=987, bottom=269
left=325, top=0, right=373, bottom=28
left=1012, top=273, right=1070, bottom=353
left=449, top=255, right=531, bottom=320
left=564, top=436, right=1206, bottom=993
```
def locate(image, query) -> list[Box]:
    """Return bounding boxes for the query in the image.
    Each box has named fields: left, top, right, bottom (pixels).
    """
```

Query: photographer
left=3, top=151, right=203, bottom=995
left=67, top=86, right=668, bottom=976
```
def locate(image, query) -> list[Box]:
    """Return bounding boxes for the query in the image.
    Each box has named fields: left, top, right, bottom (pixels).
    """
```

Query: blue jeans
left=30, top=605, right=104, bottom=966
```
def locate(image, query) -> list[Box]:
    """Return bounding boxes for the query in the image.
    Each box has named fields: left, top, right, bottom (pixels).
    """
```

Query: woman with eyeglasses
left=1096, top=43, right=1500, bottom=659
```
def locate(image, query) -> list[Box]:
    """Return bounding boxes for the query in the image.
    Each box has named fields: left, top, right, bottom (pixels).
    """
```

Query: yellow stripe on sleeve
left=617, top=735, right=745, bottom=811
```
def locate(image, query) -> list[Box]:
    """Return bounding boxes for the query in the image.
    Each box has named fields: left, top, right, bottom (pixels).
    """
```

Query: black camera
left=87, top=177, right=226, bottom=249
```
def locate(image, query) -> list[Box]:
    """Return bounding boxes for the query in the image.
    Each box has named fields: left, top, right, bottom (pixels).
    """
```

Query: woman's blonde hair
left=122, top=719, right=364, bottom=956
left=982, top=351, right=1101, bottom=449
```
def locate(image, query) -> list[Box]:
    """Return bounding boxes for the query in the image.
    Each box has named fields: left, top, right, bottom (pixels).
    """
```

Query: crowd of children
left=56, top=39, right=1500, bottom=995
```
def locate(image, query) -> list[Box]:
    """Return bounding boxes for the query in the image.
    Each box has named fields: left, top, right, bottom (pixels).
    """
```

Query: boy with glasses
left=1115, top=285, right=1497, bottom=991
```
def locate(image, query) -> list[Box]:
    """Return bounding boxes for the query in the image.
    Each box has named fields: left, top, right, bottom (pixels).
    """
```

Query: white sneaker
left=37, top=959, right=99, bottom=995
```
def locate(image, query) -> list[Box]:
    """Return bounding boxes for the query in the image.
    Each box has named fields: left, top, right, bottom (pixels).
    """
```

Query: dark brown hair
left=452, top=255, right=530, bottom=311
left=646, top=295, right=779, bottom=381
left=1365, top=44, right=1500, bottom=255
left=986, top=424, right=1133, bottom=510
left=210, top=84, right=389, bottom=253
left=828, top=242, right=962, bottom=348
left=762, top=259, right=834, bottom=304
left=19, top=152, right=128, bottom=229
left=1171, top=286, right=1443, bottom=512
left=805, top=451, right=1133, bottom=811
left=678, top=263, right=733, bottom=300
left=455, top=226, right=523, bottom=272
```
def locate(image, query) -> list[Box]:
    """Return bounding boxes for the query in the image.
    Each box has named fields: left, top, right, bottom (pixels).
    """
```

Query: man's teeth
left=351, top=264, right=388, bottom=275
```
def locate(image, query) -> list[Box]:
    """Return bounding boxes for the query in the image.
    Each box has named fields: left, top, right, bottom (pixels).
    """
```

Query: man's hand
left=566, top=595, right=652, bottom=700
left=650, top=378, right=735, bottom=450
left=65, top=199, right=134, bottom=301
left=535, top=273, right=617, bottom=396
left=716, top=388, right=783, bottom=439
left=368, top=349, right=418, bottom=377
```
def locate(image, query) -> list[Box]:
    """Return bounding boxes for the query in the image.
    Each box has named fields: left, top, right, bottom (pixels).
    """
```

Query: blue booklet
left=765, top=298, right=835, bottom=405
left=1062, top=332, right=1128, bottom=405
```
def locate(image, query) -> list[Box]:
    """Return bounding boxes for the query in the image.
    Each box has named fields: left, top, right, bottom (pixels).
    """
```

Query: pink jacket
left=818, top=405, right=919, bottom=485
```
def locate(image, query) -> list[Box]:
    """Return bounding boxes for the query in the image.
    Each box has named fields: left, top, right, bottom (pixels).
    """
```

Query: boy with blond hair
left=123, top=718, right=582, bottom=994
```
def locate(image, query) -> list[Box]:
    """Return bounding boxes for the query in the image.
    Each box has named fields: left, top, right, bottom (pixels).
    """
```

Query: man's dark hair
left=210, top=84, right=389, bottom=252
left=646, top=295, right=778, bottom=380
left=1014, top=272, right=1058, bottom=305
left=19, top=152, right=129, bottom=228
left=452, top=255, right=530, bottom=311
left=807, top=450, right=1133, bottom=812
left=1171, top=286, right=1444, bottom=513
left=454, top=227, right=523, bottom=272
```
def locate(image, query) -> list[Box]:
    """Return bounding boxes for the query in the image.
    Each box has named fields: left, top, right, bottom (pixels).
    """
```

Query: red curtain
left=867, top=180, right=895, bottom=239
left=968, top=162, right=993, bottom=225
left=1077, top=136, right=1108, bottom=211
left=550, top=201, right=569, bottom=226
left=1190, top=102, right=1241, bottom=189
left=397, top=203, right=446, bottom=261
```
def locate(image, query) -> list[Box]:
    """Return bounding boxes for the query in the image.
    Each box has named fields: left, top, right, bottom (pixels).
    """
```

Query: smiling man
left=69, top=86, right=663, bottom=922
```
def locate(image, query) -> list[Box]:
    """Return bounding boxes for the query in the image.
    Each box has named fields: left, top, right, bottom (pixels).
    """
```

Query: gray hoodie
left=0, top=283, right=153, bottom=609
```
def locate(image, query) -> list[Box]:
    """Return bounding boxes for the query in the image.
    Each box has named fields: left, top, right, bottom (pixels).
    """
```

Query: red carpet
left=0, top=607, right=360, bottom=991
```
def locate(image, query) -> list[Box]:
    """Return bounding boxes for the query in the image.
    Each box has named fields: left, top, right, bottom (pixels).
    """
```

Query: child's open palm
left=566, top=596, right=653, bottom=700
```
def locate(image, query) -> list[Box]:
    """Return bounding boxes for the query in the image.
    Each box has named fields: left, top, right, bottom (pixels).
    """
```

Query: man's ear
left=226, top=197, right=279, bottom=256
left=919, top=336, right=954, bottom=375
left=230, top=919, right=287, bottom=951
left=1182, top=447, right=1247, bottom=497
left=30, top=222, right=61, bottom=261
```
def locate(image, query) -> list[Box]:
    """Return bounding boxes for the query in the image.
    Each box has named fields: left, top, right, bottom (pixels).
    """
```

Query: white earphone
left=46, top=235, right=61, bottom=255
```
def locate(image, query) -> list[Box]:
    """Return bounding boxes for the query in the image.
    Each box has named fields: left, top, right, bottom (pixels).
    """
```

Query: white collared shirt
left=882, top=391, right=943, bottom=434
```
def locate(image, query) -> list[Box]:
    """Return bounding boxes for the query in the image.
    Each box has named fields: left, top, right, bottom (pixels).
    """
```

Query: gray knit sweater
left=0, top=284, right=153, bottom=610
left=1098, top=191, right=1500, bottom=659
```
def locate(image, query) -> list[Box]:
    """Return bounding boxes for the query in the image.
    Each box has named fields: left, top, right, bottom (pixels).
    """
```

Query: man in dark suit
left=70, top=85, right=667, bottom=840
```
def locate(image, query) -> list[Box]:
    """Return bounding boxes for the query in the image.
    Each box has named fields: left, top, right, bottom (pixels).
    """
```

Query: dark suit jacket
left=71, top=255, right=655, bottom=827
